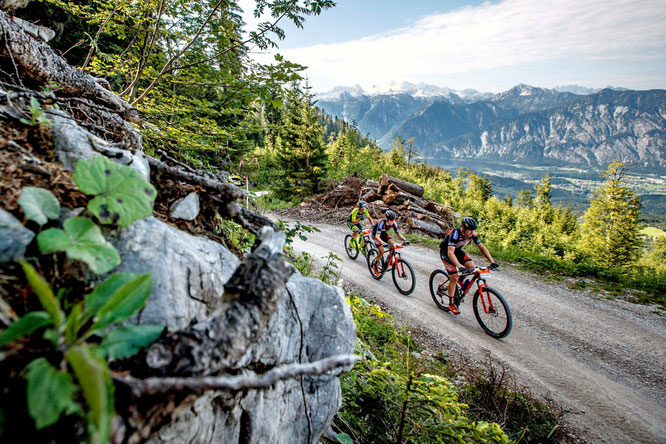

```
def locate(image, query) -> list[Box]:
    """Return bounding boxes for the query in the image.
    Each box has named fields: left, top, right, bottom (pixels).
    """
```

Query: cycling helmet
left=461, top=217, right=477, bottom=230
left=358, top=200, right=368, bottom=208
left=385, top=210, right=397, bottom=220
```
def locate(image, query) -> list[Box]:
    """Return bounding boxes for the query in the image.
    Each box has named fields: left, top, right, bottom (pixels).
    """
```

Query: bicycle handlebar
left=458, top=266, right=490, bottom=277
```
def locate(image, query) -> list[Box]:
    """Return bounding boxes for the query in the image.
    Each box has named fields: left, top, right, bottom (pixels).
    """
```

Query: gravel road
left=280, top=218, right=666, bottom=444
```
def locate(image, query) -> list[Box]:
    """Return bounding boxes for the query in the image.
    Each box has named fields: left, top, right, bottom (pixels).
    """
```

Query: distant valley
left=317, top=82, right=666, bottom=172
left=317, top=82, right=666, bottom=217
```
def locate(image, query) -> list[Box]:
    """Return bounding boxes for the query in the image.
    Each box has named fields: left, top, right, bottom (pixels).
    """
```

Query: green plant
left=18, top=187, right=61, bottom=226
left=216, top=216, right=255, bottom=255
left=318, top=251, right=342, bottom=285
left=19, top=97, right=53, bottom=127
left=0, top=262, right=163, bottom=442
left=73, top=156, right=157, bottom=227
left=37, top=217, right=121, bottom=274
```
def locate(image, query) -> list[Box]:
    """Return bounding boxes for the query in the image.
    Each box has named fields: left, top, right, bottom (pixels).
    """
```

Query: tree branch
left=113, top=354, right=360, bottom=396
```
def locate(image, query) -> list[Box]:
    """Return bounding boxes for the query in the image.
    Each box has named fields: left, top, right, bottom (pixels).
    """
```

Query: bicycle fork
left=477, top=279, right=496, bottom=314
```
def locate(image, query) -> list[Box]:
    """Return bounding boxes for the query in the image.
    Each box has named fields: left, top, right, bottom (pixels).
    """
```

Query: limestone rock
left=105, top=217, right=239, bottom=330
left=49, top=111, right=150, bottom=180
left=0, top=208, right=34, bottom=262
left=147, top=275, right=356, bottom=444
left=169, top=192, right=200, bottom=221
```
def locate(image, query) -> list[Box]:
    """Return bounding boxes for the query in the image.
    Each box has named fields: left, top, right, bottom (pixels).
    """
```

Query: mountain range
left=316, top=82, right=666, bottom=170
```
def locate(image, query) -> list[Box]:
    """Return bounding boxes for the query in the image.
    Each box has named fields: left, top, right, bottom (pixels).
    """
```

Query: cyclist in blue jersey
left=439, top=217, right=498, bottom=314
left=347, top=200, right=375, bottom=248
left=370, top=210, right=409, bottom=271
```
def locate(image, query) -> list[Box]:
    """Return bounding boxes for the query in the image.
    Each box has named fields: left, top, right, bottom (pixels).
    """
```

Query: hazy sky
left=239, top=0, right=666, bottom=93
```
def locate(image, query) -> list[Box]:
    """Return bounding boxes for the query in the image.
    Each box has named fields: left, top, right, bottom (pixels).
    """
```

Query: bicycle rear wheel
left=472, top=287, right=513, bottom=339
left=429, top=270, right=451, bottom=311
left=366, top=249, right=385, bottom=280
left=344, top=234, right=359, bottom=260
left=392, top=258, right=415, bottom=295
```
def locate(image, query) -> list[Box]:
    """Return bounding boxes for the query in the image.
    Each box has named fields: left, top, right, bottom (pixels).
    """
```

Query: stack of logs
left=360, top=174, right=455, bottom=238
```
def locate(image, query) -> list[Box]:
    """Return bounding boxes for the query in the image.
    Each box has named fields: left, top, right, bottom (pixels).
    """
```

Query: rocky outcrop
left=147, top=275, right=355, bottom=443
left=0, top=208, right=34, bottom=262
left=169, top=192, right=200, bottom=221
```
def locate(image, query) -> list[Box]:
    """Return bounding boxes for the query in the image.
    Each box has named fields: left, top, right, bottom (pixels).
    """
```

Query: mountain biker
left=347, top=200, right=375, bottom=247
left=439, top=217, right=499, bottom=314
left=371, top=210, right=409, bottom=272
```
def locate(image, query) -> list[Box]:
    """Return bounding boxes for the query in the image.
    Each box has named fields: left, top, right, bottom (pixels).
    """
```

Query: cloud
left=263, top=0, right=666, bottom=91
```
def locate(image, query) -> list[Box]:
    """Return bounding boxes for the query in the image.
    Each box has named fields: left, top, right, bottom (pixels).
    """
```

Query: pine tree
left=579, top=162, right=642, bottom=270
left=273, top=86, right=328, bottom=198
left=534, top=175, right=554, bottom=223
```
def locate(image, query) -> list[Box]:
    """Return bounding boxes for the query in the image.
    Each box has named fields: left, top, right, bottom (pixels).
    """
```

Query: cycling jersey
left=372, top=219, right=400, bottom=237
left=440, top=228, right=481, bottom=251
left=348, top=207, right=370, bottom=223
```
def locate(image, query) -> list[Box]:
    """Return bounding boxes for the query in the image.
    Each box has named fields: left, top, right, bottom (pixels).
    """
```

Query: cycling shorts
left=347, top=221, right=362, bottom=232
left=440, top=248, right=471, bottom=274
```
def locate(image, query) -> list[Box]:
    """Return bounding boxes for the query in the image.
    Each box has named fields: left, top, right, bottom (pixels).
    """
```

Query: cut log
left=378, top=173, right=424, bottom=197
left=406, top=217, right=444, bottom=237
left=361, top=190, right=381, bottom=203
left=365, top=179, right=379, bottom=189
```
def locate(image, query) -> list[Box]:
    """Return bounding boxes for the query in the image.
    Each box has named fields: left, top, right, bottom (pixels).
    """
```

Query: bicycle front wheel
left=392, top=258, right=415, bottom=295
left=344, top=234, right=359, bottom=260
left=366, top=249, right=385, bottom=280
left=429, top=270, right=451, bottom=310
left=472, top=287, right=513, bottom=339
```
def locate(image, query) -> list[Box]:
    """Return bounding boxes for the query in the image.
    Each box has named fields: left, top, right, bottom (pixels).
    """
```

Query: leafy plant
left=19, top=97, right=53, bottom=127
left=0, top=262, right=164, bottom=441
left=37, top=217, right=121, bottom=274
left=73, top=156, right=157, bottom=227
left=276, top=219, right=320, bottom=246
left=318, top=251, right=342, bottom=285
left=18, top=187, right=61, bottom=226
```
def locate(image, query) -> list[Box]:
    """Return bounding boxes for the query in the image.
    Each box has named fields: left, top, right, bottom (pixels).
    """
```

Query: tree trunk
left=406, top=217, right=444, bottom=237
left=378, top=173, right=424, bottom=197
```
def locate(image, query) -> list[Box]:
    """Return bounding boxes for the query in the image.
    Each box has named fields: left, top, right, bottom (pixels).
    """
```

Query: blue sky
left=240, top=0, right=666, bottom=93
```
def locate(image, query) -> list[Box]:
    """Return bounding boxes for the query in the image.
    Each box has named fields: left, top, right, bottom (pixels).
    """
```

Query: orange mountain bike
left=429, top=266, right=513, bottom=338
left=367, top=243, right=415, bottom=295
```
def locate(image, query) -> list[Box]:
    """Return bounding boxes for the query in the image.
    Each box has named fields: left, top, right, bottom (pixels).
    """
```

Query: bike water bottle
left=461, top=278, right=471, bottom=293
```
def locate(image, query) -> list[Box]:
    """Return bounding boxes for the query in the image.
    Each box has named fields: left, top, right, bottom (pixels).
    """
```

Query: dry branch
left=114, top=354, right=360, bottom=396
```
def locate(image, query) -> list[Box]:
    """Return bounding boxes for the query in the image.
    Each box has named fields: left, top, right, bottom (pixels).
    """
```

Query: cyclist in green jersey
left=347, top=200, right=375, bottom=248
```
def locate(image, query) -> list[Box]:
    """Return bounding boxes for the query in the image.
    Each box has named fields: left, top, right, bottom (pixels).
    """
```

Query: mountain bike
left=344, top=228, right=376, bottom=260
left=366, top=243, right=415, bottom=295
left=429, top=266, right=512, bottom=339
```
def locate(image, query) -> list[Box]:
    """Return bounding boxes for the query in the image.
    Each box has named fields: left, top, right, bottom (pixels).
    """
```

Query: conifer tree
left=534, top=175, right=554, bottom=223
left=580, top=162, right=642, bottom=270
left=273, top=86, right=328, bottom=198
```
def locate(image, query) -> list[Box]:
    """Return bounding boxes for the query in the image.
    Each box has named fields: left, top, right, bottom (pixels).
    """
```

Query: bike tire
left=392, top=258, right=415, bottom=295
left=429, top=269, right=451, bottom=311
left=472, top=287, right=513, bottom=339
left=344, top=234, right=359, bottom=260
left=366, top=249, right=385, bottom=280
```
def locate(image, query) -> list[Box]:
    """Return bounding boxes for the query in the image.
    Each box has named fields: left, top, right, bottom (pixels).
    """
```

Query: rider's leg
left=373, top=244, right=385, bottom=266
left=386, top=238, right=396, bottom=265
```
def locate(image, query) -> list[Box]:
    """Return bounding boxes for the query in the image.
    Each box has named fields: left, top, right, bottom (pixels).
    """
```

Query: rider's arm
left=448, top=245, right=462, bottom=268
left=365, top=209, right=374, bottom=226
left=476, top=242, right=495, bottom=264
left=350, top=208, right=360, bottom=224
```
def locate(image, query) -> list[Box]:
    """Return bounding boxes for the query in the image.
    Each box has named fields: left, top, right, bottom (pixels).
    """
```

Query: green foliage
left=73, top=156, right=157, bottom=227
left=97, top=325, right=165, bottom=361
left=339, top=295, right=509, bottom=443
left=0, top=264, right=163, bottom=439
left=18, top=187, right=61, bottom=225
left=216, top=216, right=255, bottom=255
left=25, top=358, right=79, bottom=430
left=19, top=97, right=52, bottom=127
left=37, top=217, right=121, bottom=275
left=66, top=345, right=114, bottom=444
left=318, top=251, right=342, bottom=285
left=579, top=162, right=642, bottom=271
left=276, top=219, right=320, bottom=246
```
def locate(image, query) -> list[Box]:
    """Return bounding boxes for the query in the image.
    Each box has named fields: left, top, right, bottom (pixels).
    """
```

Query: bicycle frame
left=456, top=267, right=496, bottom=313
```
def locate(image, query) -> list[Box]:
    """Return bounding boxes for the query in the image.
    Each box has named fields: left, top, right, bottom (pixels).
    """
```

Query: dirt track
left=278, top=218, right=666, bottom=444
